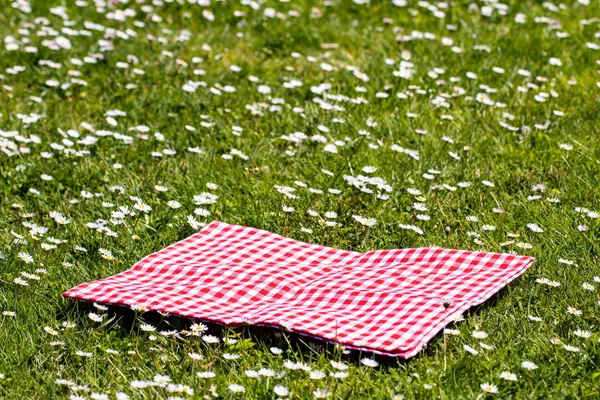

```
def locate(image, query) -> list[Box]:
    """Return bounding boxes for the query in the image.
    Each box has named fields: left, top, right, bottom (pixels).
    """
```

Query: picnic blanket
left=63, top=221, right=535, bottom=357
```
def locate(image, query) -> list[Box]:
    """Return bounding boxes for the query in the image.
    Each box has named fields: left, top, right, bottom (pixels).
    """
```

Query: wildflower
left=88, top=313, right=104, bottom=322
left=228, top=384, right=245, bottom=393
left=564, top=345, right=580, bottom=352
left=274, top=385, right=289, bottom=397
left=330, top=360, right=348, bottom=370
left=18, top=252, right=34, bottom=263
left=352, top=215, right=377, bottom=226
left=480, top=343, right=494, bottom=350
left=521, top=361, right=538, bottom=371
left=449, top=313, right=465, bottom=322
left=130, top=380, right=150, bottom=389
left=14, top=277, right=28, bottom=286
left=98, top=248, right=113, bottom=261
left=573, top=329, right=592, bottom=339
left=558, top=259, right=575, bottom=266
left=202, top=335, right=219, bottom=343
left=313, top=389, right=332, bottom=398
left=480, top=383, right=498, bottom=393
left=134, top=203, right=152, bottom=213
left=360, top=358, right=379, bottom=367
left=130, top=304, right=148, bottom=313
left=245, top=370, right=259, bottom=378
left=331, top=371, right=349, bottom=379
left=140, top=324, right=156, bottom=332
left=167, top=201, right=182, bottom=209
left=527, top=223, right=544, bottom=233
left=500, top=371, right=517, bottom=381
left=166, top=384, right=193, bottom=395
left=258, top=368, right=276, bottom=377
left=310, top=370, right=326, bottom=379
left=568, top=307, right=582, bottom=316
left=582, top=283, right=595, bottom=291
left=153, top=374, right=171, bottom=386
left=93, top=303, right=108, bottom=311
left=44, top=326, right=59, bottom=336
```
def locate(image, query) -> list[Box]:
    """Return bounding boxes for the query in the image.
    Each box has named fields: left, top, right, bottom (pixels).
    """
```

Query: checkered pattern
left=64, top=221, right=535, bottom=357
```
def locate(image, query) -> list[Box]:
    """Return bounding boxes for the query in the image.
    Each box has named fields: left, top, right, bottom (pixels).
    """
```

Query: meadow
left=0, top=0, right=599, bottom=398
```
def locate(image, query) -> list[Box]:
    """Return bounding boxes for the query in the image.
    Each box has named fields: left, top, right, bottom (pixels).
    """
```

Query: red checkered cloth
left=64, top=221, right=535, bottom=357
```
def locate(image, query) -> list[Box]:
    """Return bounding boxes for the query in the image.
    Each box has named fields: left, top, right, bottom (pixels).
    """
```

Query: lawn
left=0, top=0, right=599, bottom=398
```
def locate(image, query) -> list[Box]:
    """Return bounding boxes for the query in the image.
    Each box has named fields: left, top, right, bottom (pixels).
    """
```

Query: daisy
left=18, top=252, right=34, bottom=263
left=14, top=277, right=28, bottom=286
left=228, top=384, right=245, bottom=393
left=330, top=361, right=348, bottom=370
left=140, top=324, right=156, bottom=332
left=521, top=361, right=538, bottom=371
left=331, top=371, right=349, bottom=379
left=167, top=201, right=182, bottom=209
left=309, top=370, right=326, bottom=379
left=480, top=383, right=498, bottom=393
left=130, top=304, right=148, bottom=313
left=313, top=389, right=332, bottom=398
left=244, top=370, right=258, bottom=378
left=499, top=371, right=517, bottom=381
left=567, top=307, right=582, bottom=316
left=274, top=385, right=289, bottom=397
left=582, top=283, right=594, bottom=291
left=98, top=248, right=113, bottom=261
left=527, top=223, right=544, bottom=233
left=573, top=329, right=592, bottom=339
left=360, top=358, right=379, bottom=367
left=88, top=313, right=104, bottom=322
left=563, top=345, right=580, bottom=352
left=43, top=326, right=58, bottom=336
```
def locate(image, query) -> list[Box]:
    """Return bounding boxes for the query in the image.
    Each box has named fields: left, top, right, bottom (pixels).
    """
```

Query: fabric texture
left=64, top=221, right=535, bottom=357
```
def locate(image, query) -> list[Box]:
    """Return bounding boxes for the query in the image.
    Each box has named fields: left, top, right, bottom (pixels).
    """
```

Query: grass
left=0, top=0, right=599, bottom=398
